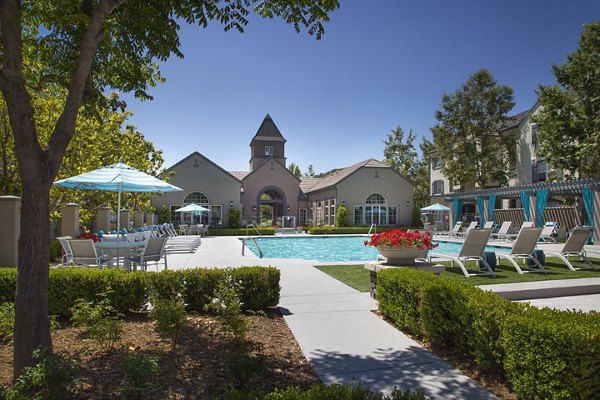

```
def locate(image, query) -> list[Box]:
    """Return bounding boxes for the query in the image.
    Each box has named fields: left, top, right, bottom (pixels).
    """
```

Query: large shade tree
left=0, top=0, right=339, bottom=378
left=431, top=69, right=515, bottom=188
left=533, top=22, right=600, bottom=179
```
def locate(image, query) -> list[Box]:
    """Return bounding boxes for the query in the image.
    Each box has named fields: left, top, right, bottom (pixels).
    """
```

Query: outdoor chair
left=455, top=221, right=478, bottom=238
left=544, top=227, right=600, bottom=271
left=496, top=227, right=545, bottom=274
left=128, top=236, right=168, bottom=271
left=483, top=221, right=494, bottom=229
left=539, top=221, right=559, bottom=243
left=57, top=236, right=74, bottom=266
left=428, top=228, right=495, bottom=277
left=68, top=239, right=110, bottom=268
left=436, top=221, right=462, bottom=238
left=491, top=221, right=514, bottom=241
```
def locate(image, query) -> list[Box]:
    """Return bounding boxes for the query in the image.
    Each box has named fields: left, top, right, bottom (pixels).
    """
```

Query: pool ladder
left=241, top=224, right=264, bottom=258
left=367, top=223, right=377, bottom=235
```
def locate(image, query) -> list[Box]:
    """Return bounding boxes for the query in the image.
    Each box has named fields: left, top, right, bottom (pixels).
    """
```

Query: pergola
left=442, top=179, right=600, bottom=242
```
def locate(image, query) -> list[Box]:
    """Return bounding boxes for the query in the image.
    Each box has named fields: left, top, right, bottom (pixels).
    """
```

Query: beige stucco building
left=152, top=115, right=414, bottom=227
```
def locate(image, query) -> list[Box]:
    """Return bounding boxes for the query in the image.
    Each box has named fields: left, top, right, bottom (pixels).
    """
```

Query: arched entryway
left=257, top=187, right=285, bottom=225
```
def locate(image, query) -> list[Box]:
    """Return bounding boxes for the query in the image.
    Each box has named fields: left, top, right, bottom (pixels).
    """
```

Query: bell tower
left=249, top=114, right=287, bottom=171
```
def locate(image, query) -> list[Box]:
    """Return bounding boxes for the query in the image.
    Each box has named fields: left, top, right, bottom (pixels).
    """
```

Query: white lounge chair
left=539, top=222, right=558, bottom=243
left=491, top=221, right=513, bottom=241
left=483, top=221, right=494, bottom=229
left=496, top=227, right=545, bottom=274
left=57, top=236, right=74, bottom=266
left=544, top=227, right=600, bottom=271
left=429, top=228, right=495, bottom=277
left=455, top=221, right=478, bottom=238
left=128, top=236, right=168, bottom=271
left=437, top=221, right=463, bottom=238
left=68, top=239, right=111, bottom=268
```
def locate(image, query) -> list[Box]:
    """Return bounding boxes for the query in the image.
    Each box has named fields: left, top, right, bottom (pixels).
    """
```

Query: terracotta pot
left=376, top=246, right=421, bottom=265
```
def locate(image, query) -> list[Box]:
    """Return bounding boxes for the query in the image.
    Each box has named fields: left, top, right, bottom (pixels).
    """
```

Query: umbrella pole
left=117, top=185, right=122, bottom=241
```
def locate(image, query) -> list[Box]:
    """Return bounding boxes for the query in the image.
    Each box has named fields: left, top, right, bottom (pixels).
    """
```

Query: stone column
left=0, top=196, right=21, bottom=266
left=145, top=212, right=155, bottom=226
left=96, top=206, right=111, bottom=233
left=119, top=209, right=130, bottom=232
left=134, top=211, right=144, bottom=229
left=529, top=195, right=537, bottom=227
left=61, top=203, right=80, bottom=238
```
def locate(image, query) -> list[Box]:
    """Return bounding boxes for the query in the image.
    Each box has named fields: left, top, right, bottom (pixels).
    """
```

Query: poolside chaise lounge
left=428, top=228, right=495, bottom=277
left=543, top=227, right=600, bottom=271
left=539, top=221, right=558, bottom=243
left=455, top=221, right=478, bottom=238
left=57, top=236, right=74, bottom=266
left=482, top=221, right=494, bottom=229
left=437, top=221, right=463, bottom=238
left=496, top=227, right=545, bottom=274
left=491, top=221, right=513, bottom=241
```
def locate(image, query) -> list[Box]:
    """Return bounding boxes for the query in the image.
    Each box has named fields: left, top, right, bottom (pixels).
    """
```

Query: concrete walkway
left=168, top=236, right=495, bottom=398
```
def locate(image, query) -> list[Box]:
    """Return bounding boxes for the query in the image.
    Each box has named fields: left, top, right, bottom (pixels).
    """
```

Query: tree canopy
left=0, top=0, right=339, bottom=378
left=533, top=22, right=600, bottom=179
left=431, top=69, right=515, bottom=188
left=288, top=162, right=302, bottom=178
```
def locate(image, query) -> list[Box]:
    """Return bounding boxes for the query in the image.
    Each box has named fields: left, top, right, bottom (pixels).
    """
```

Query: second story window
left=431, top=158, right=442, bottom=170
left=432, top=180, right=444, bottom=196
left=531, top=124, right=539, bottom=149
left=534, top=161, right=548, bottom=182
left=265, top=146, right=273, bottom=156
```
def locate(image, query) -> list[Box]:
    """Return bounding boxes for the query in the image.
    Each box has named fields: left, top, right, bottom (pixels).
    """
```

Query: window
left=432, top=180, right=444, bottom=196
left=265, top=146, right=273, bottom=156
left=509, top=199, right=517, bottom=209
left=184, top=192, right=209, bottom=205
left=366, top=206, right=387, bottom=225
left=170, top=205, right=181, bottom=224
left=366, top=193, right=387, bottom=204
left=531, top=124, right=539, bottom=149
left=330, top=199, right=335, bottom=226
left=431, top=158, right=442, bottom=170
left=534, top=161, right=548, bottom=183
left=354, top=205, right=364, bottom=225
left=299, top=209, right=307, bottom=225
left=210, top=205, right=222, bottom=226
left=388, top=206, right=398, bottom=225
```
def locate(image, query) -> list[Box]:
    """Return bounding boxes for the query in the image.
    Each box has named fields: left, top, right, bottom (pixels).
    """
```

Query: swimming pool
left=241, top=235, right=511, bottom=263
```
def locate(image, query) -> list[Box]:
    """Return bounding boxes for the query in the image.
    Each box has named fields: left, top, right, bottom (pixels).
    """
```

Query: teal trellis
left=582, top=186, right=594, bottom=244
left=477, top=197, right=485, bottom=226
left=452, top=198, right=462, bottom=226
left=536, top=189, right=548, bottom=227
left=520, top=191, right=531, bottom=222
left=488, top=193, right=496, bottom=222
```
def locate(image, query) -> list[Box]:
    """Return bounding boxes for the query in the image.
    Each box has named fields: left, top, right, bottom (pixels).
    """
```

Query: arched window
left=366, top=193, right=387, bottom=204
left=184, top=192, right=209, bottom=205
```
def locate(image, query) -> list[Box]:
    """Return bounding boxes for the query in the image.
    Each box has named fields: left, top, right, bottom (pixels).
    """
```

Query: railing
left=245, top=223, right=262, bottom=237
left=367, top=223, right=377, bottom=235
left=241, top=237, right=263, bottom=258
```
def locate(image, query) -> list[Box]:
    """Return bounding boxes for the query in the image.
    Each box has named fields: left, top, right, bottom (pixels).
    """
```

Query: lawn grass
left=315, top=257, right=600, bottom=292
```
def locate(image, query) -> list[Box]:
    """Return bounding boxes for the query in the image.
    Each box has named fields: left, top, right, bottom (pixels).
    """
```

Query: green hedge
left=209, top=228, right=276, bottom=236
left=377, top=268, right=600, bottom=398
left=0, top=266, right=280, bottom=317
left=223, top=384, right=425, bottom=399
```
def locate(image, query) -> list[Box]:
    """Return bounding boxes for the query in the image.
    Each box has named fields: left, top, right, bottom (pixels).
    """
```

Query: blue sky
left=122, top=1, right=600, bottom=174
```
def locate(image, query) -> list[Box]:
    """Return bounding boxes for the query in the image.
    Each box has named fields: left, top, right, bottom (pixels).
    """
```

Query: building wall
left=242, top=159, right=300, bottom=222
left=250, top=140, right=286, bottom=171
left=151, top=154, right=241, bottom=226
left=336, top=167, right=414, bottom=226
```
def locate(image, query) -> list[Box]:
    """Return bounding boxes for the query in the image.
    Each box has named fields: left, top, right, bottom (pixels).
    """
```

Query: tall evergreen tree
left=431, top=69, right=515, bottom=188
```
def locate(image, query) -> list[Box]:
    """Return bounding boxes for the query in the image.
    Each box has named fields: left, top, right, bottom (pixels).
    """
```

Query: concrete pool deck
left=166, top=236, right=600, bottom=398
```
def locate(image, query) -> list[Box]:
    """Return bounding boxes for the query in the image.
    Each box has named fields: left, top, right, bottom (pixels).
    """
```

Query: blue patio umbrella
left=175, top=203, right=210, bottom=224
left=420, top=203, right=450, bottom=212
left=54, top=162, right=183, bottom=236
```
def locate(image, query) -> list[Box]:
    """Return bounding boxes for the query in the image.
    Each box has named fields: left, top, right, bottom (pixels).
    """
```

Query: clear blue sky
left=121, top=1, right=600, bottom=174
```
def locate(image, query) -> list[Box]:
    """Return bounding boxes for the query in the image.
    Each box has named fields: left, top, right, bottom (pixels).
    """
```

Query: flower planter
left=376, top=246, right=421, bottom=265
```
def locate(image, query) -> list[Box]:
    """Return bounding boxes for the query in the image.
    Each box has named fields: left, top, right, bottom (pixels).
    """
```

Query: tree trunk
left=13, top=179, right=53, bottom=380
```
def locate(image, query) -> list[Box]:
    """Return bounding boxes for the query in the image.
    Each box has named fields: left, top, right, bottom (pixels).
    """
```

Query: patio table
left=95, top=241, right=145, bottom=270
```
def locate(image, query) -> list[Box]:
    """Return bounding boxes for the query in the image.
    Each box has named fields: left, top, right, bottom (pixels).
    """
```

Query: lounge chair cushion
left=478, top=251, right=497, bottom=271
left=527, top=249, right=545, bottom=266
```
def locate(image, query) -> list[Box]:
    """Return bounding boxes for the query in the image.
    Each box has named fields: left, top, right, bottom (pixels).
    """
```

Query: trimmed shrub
left=229, top=207, right=242, bottom=229
left=376, top=269, right=438, bottom=338
left=147, top=270, right=185, bottom=301
left=49, top=239, right=62, bottom=263
left=335, top=205, right=349, bottom=227
left=181, top=268, right=228, bottom=312
left=0, top=302, right=15, bottom=344
left=0, top=268, right=16, bottom=303
left=501, top=307, right=600, bottom=399
left=307, top=226, right=419, bottom=235
left=232, top=267, right=280, bottom=311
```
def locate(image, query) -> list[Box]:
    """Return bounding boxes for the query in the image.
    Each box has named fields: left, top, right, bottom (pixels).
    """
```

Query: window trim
left=265, top=145, right=273, bottom=156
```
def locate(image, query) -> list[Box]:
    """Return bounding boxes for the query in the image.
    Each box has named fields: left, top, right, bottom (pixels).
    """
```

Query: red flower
left=79, top=231, right=100, bottom=242
left=364, top=229, right=438, bottom=250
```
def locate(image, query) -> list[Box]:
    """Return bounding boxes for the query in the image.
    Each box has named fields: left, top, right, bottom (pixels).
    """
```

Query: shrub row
left=0, top=266, right=280, bottom=317
left=307, top=226, right=422, bottom=235
left=377, top=268, right=600, bottom=399
left=209, top=228, right=276, bottom=236
left=223, top=384, right=425, bottom=400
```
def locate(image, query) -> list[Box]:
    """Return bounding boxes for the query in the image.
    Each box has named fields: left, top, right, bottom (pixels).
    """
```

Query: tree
left=533, top=22, right=600, bottom=178
left=0, top=0, right=340, bottom=377
left=288, top=162, right=301, bottom=177
left=431, top=69, right=515, bottom=188
left=383, top=126, right=418, bottom=177
left=304, top=164, right=316, bottom=178
left=335, top=204, right=348, bottom=227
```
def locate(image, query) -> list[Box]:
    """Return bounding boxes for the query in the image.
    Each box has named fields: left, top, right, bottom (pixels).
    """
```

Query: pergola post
left=529, top=195, right=537, bottom=226
left=594, top=191, right=600, bottom=242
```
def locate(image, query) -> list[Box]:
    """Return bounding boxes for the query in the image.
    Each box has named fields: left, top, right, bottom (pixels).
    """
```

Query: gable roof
left=299, top=177, right=322, bottom=192
left=241, top=156, right=301, bottom=183
left=229, top=171, right=249, bottom=180
left=165, top=151, right=241, bottom=183
left=250, top=114, right=286, bottom=143
left=306, top=159, right=413, bottom=193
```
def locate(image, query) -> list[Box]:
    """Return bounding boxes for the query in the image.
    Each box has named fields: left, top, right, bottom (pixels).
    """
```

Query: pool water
left=241, top=235, right=511, bottom=263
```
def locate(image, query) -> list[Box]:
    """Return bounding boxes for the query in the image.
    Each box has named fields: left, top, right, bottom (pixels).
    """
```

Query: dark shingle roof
left=498, top=109, right=531, bottom=132
left=306, top=159, right=395, bottom=193
left=299, top=177, right=322, bottom=192
left=250, top=114, right=286, bottom=143
left=229, top=171, right=249, bottom=180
